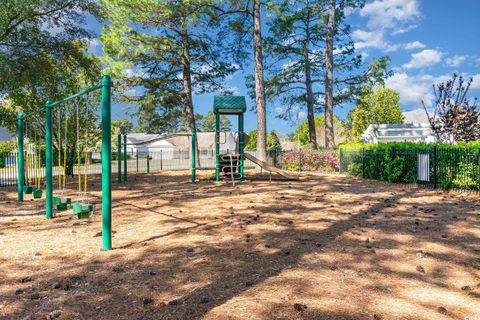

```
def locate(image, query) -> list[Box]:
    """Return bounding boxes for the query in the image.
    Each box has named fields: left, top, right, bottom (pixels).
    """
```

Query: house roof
left=126, top=133, right=163, bottom=145
left=403, top=109, right=431, bottom=124
left=0, top=127, right=14, bottom=141
left=166, top=132, right=237, bottom=149
left=361, top=123, right=434, bottom=141
left=127, top=131, right=239, bottom=150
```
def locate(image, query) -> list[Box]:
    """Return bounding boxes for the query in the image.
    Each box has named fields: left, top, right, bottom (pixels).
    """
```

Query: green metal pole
left=117, top=134, right=121, bottom=183
left=123, top=134, right=127, bottom=182
left=191, top=128, right=196, bottom=183
left=45, top=102, right=53, bottom=219
left=238, top=113, right=245, bottom=180
left=17, top=114, right=24, bottom=202
left=101, top=75, right=112, bottom=251
left=215, top=112, right=220, bottom=182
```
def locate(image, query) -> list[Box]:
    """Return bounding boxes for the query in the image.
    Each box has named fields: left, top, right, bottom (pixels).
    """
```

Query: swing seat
left=24, top=186, right=33, bottom=194
left=33, top=188, right=43, bottom=199
left=54, top=196, right=71, bottom=211
left=72, top=203, right=93, bottom=219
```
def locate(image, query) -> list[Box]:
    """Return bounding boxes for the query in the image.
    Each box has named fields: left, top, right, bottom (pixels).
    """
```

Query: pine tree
left=264, top=0, right=365, bottom=149
left=101, top=0, right=238, bottom=135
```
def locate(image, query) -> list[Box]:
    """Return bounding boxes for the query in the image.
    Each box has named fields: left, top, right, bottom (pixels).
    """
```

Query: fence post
left=117, top=134, right=121, bottom=183
left=191, top=129, right=196, bottom=183
left=146, top=151, right=150, bottom=173
left=362, top=148, right=365, bottom=179
left=136, top=149, right=139, bottom=173
left=433, top=145, right=437, bottom=189
left=339, top=148, right=343, bottom=174
left=160, top=149, right=163, bottom=170
left=17, top=114, right=24, bottom=202
left=123, top=134, right=127, bottom=182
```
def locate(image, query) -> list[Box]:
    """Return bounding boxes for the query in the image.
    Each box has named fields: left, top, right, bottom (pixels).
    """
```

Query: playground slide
left=244, top=153, right=299, bottom=180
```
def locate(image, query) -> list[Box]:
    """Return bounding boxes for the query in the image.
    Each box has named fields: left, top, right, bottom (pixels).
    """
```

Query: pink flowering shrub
left=282, top=151, right=339, bottom=172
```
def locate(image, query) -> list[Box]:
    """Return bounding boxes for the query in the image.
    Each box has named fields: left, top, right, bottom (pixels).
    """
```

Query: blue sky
left=88, top=0, right=480, bottom=135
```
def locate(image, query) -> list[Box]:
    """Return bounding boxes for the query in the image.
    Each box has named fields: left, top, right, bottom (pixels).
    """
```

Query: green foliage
left=197, top=111, right=232, bottom=132
left=292, top=115, right=348, bottom=149
left=267, top=130, right=282, bottom=151
left=0, top=141, right=16, bottom=154
left=101, top=0, right=238, bottom=134
left=342, top=142, right=480, bottom=189
left=245, top=130, right=283, bottom=151
left=350, top=86, right=405, bottom=141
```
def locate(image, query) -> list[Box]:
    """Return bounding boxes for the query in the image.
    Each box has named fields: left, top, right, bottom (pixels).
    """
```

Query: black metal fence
left=3, top=146, right=478, bottom=194
left=340, top=147, right=480, bottom=193
left=0, top=151, right=18, bottom=187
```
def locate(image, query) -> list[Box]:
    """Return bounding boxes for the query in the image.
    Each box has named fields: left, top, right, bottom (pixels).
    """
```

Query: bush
left=283, top=151, right=339, bottom=172
left=342, top=141, right=480, bottom=190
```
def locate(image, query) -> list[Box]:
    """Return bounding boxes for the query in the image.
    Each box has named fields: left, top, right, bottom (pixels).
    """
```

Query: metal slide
left=244, top=153, right=299, bottom=180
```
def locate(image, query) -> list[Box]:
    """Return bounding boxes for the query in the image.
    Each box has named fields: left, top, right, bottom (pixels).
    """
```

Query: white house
left=125, top=132, right=240, bottom=159
left=361, top=123, right=436, bottom=143
left=361, top=109, right=436, bottom=144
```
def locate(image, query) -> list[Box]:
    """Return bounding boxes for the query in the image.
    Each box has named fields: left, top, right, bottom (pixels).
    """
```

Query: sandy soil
left=0, top=170, right=479, bottom=320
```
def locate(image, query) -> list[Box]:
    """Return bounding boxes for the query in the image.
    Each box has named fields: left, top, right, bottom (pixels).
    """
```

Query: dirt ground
left=0, top=170, right=479, bottom=320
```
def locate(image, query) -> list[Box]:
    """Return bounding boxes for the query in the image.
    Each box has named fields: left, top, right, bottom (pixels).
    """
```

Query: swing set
left=17, top=75, right=113, bottom=251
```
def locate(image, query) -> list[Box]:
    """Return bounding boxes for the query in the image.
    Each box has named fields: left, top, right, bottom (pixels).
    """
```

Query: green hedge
left=341, top=142, right=480, bottom=190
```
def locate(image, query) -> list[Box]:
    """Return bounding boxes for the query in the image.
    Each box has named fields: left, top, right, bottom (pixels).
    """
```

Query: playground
left=1, top=170, right=480, bottom=320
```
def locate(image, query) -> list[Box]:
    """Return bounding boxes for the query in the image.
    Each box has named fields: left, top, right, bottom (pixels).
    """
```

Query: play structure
left=208, top=95, right=298, bottom=182
left=213, top=96, right=246, bottom=182
left=16, top=75, right=113, bottom=250
left=188, top=95, right=298, bottom=183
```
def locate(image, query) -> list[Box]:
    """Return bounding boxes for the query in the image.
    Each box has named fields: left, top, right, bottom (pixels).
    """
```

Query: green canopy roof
left=213, top=96, right=246, bottom=114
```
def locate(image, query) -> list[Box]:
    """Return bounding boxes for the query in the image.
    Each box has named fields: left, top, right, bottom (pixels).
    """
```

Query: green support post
left=215, top=112, right=220, bottom=182
left=117, top=134, right=121, bottom=183
left=17, top=114, right=24, bottom=202
left=238, top=113, right=245, bottom=180
left=101, top=75, right=112, bottom=251
left=191, top=128, right=196, bottom=183
left=123, top=134, right=127, bottom=182
left=45, top=101, right=53, bottom=219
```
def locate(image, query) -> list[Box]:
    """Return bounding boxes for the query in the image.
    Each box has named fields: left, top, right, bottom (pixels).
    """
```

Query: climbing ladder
left=219, top=153, right=242, bottom=184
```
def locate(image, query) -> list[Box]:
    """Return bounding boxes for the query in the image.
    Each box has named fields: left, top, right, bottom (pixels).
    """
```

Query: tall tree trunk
left=303, top=8, right=317, bottom=150
left=324, top=0, right=336, bottom=149
left=181, top=18, right=199, bottom=166
left=253, top=0, right=267, bottom=162
left=181, top=25, right=196, bottom=132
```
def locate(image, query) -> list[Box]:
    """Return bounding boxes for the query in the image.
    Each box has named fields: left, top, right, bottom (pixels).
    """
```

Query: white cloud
left=471, top=74, right=480, bottom=89
left=352, top=29, right=399, bottom=52
left=225, top=86, right=241, bottom=95
left=387, top=72, right=480, bottom=107
left=402, top=49, right=442, bottom=69
left=87, top=38, right=102, bottom=54
left=275, top=107, right=284, bottom=115
left=385, top=73, right=450, bottom=106
left=354, top=0, right=421, bottom=54
left=446, top=55, right=467, bottom=67
left=404, top=41, right=426, bottom=50
left=360, top=0, right=421, bottom=30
